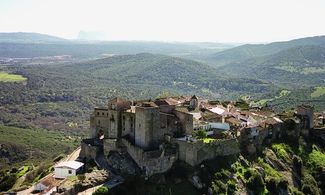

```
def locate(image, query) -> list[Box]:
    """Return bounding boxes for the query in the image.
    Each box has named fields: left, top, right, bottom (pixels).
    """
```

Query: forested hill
left=219, top=45, right=325, bottom=87
left=54, top=53, right=272, bottom=98
left=0, top=33, right=232, bottom=58
left=0, top=32, right=68, bottom=43
left=210, top=35, right=325, bottom=66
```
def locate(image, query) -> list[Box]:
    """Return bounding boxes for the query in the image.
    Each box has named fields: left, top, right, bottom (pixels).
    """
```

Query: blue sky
left=1, top=0, right=325, bottom=42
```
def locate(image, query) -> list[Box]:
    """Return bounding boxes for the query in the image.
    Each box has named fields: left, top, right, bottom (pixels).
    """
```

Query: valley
left=0, top=32, right=325, bottom=194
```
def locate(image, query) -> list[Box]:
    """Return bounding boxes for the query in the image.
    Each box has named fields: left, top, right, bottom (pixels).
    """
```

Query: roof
left=226, top=117, right=242, bottom=126
left=190, top=112, right=202, bottom=120
left=54, top=161, right=84, bottom=170
left=39, top=175, right=58, bottom=187
left=209, top=122, right=230, bottom=131
left=209, top=107, right=226, bottom=115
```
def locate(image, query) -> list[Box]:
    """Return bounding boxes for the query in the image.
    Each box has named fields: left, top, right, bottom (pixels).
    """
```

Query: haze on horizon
left=1, top=0, right=325, bottom=43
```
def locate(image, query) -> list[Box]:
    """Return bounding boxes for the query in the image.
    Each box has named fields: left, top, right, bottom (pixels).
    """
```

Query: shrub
left=0, top=174, right=16, bottom=192
left=93, top=186, right=109, bottom=195
left=271, top=143, right=291, bottom=162
left=195, top=129, right=207, bottom=139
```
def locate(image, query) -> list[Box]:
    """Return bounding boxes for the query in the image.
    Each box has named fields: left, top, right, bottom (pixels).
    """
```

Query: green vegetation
left=308, top=145, right=325, bottom=172
left=271, top=143, right=292, bottom=162
left=219, top=45, right=325, bottom=88
left=194, top=129, right=207, bottom=139
left=0, top=125, right=78, bottom=171
left=311, top=86, right=325, bottom=98
left=203, top=138, right=215, bottom=143
left=0, top=72, right=27, bottom=82
left=93, top=186, right=109, bottom=195
left=0, top=125, right=78, bottom=191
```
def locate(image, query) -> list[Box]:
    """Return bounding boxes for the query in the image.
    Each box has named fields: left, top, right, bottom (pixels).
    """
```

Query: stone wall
left=134, top=106, right=160, bottom=149
left=174, top=138, right=240, bottom=166
left=121, top=112, right=136, bottom=138
left=103, top=139, right=117, bottom=156
left=90, top=109, right=110, bottom=138
left=121, top=138, right=177, bottom=176
left=79, top=141, right=99, bottom=161
left=174, top=110, right=193, bottom=135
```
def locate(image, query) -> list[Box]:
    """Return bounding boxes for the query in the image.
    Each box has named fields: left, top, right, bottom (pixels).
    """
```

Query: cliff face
left=202, top=137, right=325, bottom=195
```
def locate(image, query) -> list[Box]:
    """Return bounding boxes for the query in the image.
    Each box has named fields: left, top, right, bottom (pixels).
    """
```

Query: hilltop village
left=79, top=95, right=319, bottom=177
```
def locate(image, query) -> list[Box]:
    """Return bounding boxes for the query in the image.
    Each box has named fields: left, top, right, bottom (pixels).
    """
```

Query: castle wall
left=121, top=112, right=136, bottom=139
left=107, top=110, right=118, bottom=139
left=174, top=110, right=193, bottom=135
left=121, top=138, right=176, bottom=176
left=79, top=141, right=99, bottom=161
left=103, top=139, right=117, bottom=156
left=90, top=109, right=110, bottom=138
left=174, top=138, right=240, bottom=166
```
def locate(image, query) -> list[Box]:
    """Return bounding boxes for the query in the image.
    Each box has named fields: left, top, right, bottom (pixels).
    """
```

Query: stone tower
left=135, top=102, right=160, bottom=149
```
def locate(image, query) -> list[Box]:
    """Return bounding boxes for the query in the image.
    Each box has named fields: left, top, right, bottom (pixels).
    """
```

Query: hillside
left=219, top=45, right=325, bottom=87
left=0, top=32, right=67, bottom=43
left=0, top=53, right=275, bottom=135
left=43, top=53, right=272, bottom=98
left=0, top=33, right=233, bottom=59
left=210, top=35, right=325, bottom=66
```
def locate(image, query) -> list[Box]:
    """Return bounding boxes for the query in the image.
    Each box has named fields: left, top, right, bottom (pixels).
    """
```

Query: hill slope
left=0, top=32, right=67, bottom=43
left=53, top=53, right=272, bottom=98
left=210, top=36, right=325, bottom=66
left=219, top=45, right=325, bottom=87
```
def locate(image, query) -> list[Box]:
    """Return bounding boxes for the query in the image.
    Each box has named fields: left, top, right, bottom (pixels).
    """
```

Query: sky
left=0, top=0, right=325, bottom=43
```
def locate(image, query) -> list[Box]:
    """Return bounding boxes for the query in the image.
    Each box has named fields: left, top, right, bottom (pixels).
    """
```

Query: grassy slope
left=0, top=72, right=27, bottom=82
left=0, top=125, right=79, bottom=170
left=219, top=45, right=325, bottom=87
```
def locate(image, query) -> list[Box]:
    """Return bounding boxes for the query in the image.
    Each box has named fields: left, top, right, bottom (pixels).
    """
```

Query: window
left=68, top=170, right=72, bottom=174
left=97, top=112, right=99, bottom=116
left=102, top=112, right=104, bottom=116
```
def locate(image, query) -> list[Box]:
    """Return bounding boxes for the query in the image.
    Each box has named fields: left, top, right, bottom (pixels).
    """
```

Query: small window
left=97, top=112, right=99, bottom=116
left=68, top=170, right=72, bottom=174
left=102, top=112, right=104, bottom=116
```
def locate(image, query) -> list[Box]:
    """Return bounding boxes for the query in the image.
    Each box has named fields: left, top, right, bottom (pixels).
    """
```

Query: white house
left=54, top=161, right=84, bottom=179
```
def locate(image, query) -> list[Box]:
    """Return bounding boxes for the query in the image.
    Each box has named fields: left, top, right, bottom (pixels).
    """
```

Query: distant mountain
left=0, top=40, right=232, bottom=59
left=210, top=36, right=325, bottom=66
left=219, top=45, right=325, bottom=87
left=0, top=32, right=67, bottom=43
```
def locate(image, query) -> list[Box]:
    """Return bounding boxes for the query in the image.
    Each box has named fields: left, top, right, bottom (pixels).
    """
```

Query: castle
left=80, top=96, right=315, bottom=176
